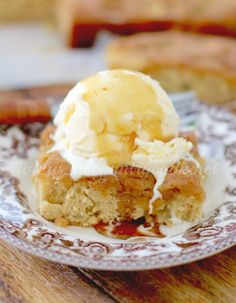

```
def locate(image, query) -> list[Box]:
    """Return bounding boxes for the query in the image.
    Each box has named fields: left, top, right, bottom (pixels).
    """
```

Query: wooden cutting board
left=0, top=85, right=235, bottom=303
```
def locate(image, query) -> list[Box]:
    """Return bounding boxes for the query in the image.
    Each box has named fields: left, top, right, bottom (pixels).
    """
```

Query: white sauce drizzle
left=148, top=169, right=168, bottom=214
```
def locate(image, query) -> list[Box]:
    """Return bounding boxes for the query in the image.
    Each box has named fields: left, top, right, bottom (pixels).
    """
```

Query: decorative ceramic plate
left=0, top=105, right=235, bottom=270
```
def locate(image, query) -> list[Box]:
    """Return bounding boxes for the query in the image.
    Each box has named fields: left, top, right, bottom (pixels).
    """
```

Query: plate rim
left=0, top=228, right=235, bottom=270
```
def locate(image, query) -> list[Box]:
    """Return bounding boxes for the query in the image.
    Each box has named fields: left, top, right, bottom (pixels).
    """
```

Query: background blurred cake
left=1, top=0, right=236, bottom=48
left=107, top=31, right=236, bottom=104
left=57, top=0, right=236, bottom=47
left=0, top=0, right=56, bottom=23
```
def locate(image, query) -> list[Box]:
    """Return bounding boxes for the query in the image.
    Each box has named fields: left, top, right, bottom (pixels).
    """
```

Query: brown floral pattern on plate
left=0, top=105, right=235, bottom=270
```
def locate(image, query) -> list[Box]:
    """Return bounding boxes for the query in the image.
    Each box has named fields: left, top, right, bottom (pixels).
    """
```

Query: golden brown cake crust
left=33, top=124, right=205, bottom=227
left=0, top=0, right=56, bottom=23
left=107, top=31, right=236, bottom=103
left=107, top=31, right=236, bottom=79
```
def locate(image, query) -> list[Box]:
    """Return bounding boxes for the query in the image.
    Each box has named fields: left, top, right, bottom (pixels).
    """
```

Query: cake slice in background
left=107, top=31, right=236, bottom=104
left=0, top=0, right=56, bottom=23
left=57, top=0, right=236, bottom=47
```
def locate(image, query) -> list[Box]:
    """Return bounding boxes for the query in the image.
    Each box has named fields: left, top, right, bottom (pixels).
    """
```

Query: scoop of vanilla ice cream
left=53, top=70, right=180, bottom=170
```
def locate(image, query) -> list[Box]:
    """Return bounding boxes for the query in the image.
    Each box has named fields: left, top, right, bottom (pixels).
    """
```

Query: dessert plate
left=0, top=104, right=235, bottom=270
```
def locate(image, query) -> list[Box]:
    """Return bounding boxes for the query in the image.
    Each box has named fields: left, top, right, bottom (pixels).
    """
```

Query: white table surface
left=0, top=23, right=111, bottom=89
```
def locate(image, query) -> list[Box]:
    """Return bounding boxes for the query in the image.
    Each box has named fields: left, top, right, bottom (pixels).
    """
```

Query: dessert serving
left=107, top=32, right=236, bottom=104
left=33, top=70, right=205, bottom=239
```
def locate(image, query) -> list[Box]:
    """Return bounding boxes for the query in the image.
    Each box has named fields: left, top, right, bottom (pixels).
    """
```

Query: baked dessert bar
left=107, top=31, right=236, bottom=104
left=57, top=0, right=236, bottom=47
left=33, top=70, right=205, bottom=238
left=34, top=125, right=205, bottom=229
